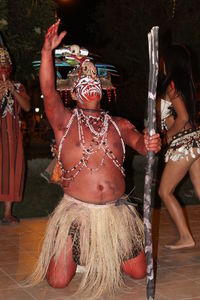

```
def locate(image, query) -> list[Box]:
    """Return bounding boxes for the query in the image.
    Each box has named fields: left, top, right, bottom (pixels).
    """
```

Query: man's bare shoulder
left=112, top=116, right=137, bottom=132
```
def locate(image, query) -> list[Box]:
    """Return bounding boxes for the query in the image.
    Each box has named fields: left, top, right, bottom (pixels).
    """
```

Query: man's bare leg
left=46, top=236, right=77, bottom=288
left=121, top=251, right=146, bottom=279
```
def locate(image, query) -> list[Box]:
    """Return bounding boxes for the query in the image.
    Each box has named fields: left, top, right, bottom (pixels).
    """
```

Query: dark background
left=56, top=0, right=200, bottom=128
left=1, top=0, right=200, bottom=129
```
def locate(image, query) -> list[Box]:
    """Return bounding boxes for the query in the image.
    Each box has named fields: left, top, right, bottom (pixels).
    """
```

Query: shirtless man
left=30, top=20, right=161, bottom=299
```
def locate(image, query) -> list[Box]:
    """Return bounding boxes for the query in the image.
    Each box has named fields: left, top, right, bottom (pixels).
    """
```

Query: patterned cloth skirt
left=165, top=127, right=200, bottom=162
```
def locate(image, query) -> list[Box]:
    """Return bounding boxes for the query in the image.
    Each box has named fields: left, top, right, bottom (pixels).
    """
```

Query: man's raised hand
left=43, top=19, right=67, bottom=52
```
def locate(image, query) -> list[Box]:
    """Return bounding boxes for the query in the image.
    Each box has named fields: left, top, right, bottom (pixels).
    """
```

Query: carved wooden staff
left=143, top=26, right=159, bottom=300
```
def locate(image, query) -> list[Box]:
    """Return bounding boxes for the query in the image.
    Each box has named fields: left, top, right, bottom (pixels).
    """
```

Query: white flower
left=34, top=27, right=41, bottom=34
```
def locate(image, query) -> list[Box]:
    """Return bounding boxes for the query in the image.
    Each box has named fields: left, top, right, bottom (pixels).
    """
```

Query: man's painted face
left=71, top=61, right=102, bottom=103
left=72, top=76, right=102, bottom=103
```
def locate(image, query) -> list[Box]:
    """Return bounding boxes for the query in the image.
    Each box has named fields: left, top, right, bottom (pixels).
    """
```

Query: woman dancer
left=158, top=44, right=200, bottom=250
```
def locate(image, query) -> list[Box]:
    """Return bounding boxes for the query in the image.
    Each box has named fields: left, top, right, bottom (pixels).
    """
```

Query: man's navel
left=98, top=184, right=104, bottom=191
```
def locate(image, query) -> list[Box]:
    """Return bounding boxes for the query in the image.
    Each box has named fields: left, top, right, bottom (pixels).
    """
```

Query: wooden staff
left=143, top=26, right=159, bottom=300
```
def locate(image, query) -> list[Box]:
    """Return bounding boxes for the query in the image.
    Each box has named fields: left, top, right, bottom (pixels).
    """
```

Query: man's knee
left=46, top=273, right=70, bottom=288
left=122, top=251, right=146, bottom=280
left=46, top=267, right=76, bottom=288
left=46, top=256, right=76, bottom=288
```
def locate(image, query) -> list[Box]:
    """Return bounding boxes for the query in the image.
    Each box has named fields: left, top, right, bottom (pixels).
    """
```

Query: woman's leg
left=1, top=202, right=19, bottom=224
left=46, top=236, right=77, bottom=288
left=4, top=201, right=12, bottom=217
left=121, top=251, right=146, bottom=279
left=189, top=155, right=200, bottom=199
left=158, top=157, right=195, bottom=250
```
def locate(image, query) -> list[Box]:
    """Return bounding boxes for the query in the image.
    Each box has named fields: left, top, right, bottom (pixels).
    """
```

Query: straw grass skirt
left=27, top=194, right=144, bottom=299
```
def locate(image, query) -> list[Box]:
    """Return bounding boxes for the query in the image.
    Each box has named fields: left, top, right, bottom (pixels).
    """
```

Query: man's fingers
left=144, top=132, right=161, bottom=153
left=46, top=19, right=60, bottom=36
left=146, top=142, right=161, bottom=152
left=45, top=19, right=66, bottom=46
left=58, top=31, right=67, bottom=43
left=143, top=128, right=148, bottom=134
left=47, top=24, right=56, bottom=35
left=148, top=133, right=160, bottom=139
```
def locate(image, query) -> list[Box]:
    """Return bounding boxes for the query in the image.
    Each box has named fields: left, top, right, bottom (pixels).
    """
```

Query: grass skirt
left=26, top=194, right=144, bottom=299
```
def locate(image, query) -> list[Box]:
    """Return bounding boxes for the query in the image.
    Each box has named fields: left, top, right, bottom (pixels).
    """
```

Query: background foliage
left=0, top=0, right=56, bottom=82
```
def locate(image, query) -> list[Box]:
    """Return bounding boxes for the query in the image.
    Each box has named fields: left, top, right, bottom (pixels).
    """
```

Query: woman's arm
left=10, top=83, right=30, bottom=112
left=13, top=89, right=30, bottom=112
left=1, top=80, right=30, bottom=112
left=166, top=96, right=189, bottom=143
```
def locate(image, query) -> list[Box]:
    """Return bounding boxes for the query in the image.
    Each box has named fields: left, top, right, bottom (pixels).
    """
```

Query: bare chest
left=57, top=109, right=125, bottom=181
left=60, top=123, right=123, bottom=164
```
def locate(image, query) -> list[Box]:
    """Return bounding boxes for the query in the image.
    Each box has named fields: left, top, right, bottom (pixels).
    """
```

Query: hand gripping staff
left=143, top=26, right=159, bottom=300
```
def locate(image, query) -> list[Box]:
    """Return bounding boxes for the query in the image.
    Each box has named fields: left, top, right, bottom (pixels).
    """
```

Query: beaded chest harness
left=58, top=108, right=126, bottom=181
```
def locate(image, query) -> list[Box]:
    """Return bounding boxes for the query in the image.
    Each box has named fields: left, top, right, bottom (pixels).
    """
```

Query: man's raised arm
left=40, top=19, right=67, bottom=130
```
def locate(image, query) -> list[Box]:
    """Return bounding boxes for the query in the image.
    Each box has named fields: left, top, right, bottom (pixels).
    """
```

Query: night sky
left=55, top=0, right=200, bottom=127
left=56, top=0, right=98, bottom=46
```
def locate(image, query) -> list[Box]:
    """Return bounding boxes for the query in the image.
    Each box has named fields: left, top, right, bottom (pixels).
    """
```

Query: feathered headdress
left=33, top=44, right=118, bottom=104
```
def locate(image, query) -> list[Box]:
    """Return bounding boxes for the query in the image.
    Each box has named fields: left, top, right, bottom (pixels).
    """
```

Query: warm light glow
left=54, top=0, right=75, bottom=4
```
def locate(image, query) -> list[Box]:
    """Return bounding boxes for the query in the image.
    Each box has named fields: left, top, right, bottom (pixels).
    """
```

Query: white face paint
left=73, top=76, right=102, bottom=104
